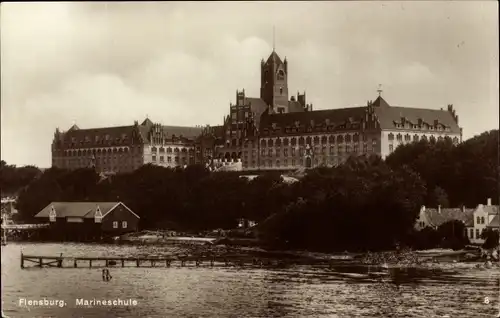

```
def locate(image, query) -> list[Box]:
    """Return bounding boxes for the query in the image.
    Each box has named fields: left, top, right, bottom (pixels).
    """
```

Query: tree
left=0, top=161, right=41, bottom=196
left=481, top=228, right=499, bottom=249
left=437, top=220, right=469, bottom=250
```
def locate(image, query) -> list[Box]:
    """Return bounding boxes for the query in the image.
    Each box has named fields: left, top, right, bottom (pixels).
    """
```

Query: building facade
left=466, top=198, right=499, bottom=244
left=51, top=49, right=463, bottom=173
left=51, top=119, right=204, bottom=174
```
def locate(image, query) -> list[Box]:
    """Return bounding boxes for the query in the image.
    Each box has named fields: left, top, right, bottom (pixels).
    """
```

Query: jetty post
left=20, top=252, right=24, bottom=269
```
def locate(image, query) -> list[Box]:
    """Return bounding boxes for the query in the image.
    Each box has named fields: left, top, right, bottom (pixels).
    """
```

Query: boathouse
left=34, top=202, right=140, bottom=241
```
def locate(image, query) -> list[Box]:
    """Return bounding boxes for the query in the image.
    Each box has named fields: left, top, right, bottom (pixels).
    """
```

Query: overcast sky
left=1, top=2, right=498, bottom=168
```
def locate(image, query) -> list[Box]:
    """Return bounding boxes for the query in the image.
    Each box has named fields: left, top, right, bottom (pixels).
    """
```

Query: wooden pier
left=20, top=252, right=348, bottom=269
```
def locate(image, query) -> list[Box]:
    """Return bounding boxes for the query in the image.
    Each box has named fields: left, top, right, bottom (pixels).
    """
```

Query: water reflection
left=1, top=243, right=499, bottom=317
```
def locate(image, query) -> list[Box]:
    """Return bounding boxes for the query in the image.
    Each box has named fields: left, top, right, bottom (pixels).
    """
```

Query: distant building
left=415, top=205, right=474, bottom=239
left=51, top=50, right=463, bottom=173
left=34, top=202, right=139, bottom=240
left=51, top=119, right=203, bottom=174
left=467, top=198, right=499, bottom=244
left=204, top=49, right=463, bottom=170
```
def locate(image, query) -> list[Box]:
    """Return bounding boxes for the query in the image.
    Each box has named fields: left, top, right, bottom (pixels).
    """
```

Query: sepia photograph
left=1, top=1, right=499, bottom=317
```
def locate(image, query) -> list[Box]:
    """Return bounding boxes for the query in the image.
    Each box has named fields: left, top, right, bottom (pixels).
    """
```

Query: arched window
left=388, top=133, right=394, bottom=141
left=277, top=70, right=285, bottom=81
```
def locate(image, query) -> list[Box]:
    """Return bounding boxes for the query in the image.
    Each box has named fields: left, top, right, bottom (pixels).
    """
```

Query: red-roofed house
left=34, top=202, right=139, bottom=240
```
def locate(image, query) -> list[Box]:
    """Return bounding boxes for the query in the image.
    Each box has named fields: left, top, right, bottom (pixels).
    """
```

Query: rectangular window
left=122, top=221, right=128, bottom=229
left=152, top=155, right=157, bottom=161
left=389, top=144, right=394, bottom=153
left=469, top=228, right=474, bottom=238
left=363, top=144, right=368, bottom=153
left=160, top=156, right=164, bottom=162
left=292, top=148, right=296, bottom=156
left=113, top=221, right=118, bottom=229
left=330, top=146, right=334, bottom=155
left=284, top=148, right=288, bottom=157
left=477, top=216, right=480, bottom=224
left=268, top=149, right=272, bottom=156
left=475, top=229, right=480, bottom=239
left=284, top=159, right=288, bottom=166
left=292, top=159, right=296, bottom=166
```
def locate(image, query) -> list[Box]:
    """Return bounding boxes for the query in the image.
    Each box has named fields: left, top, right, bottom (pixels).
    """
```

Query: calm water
left=1, top=243, right=499, bottom=317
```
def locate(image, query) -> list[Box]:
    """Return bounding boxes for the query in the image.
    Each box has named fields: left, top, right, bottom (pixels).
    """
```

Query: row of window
left=470, top=228, right=481, bottom=239
left=61, top=147, right=139, bottom=156
left=151, top=147, right=194, bottom=153
left=151, top=155, right=194, bottom=164
left=477, top=216, right=486, bottom=224
left=112, top=221, right=127, bottom=229
left=258, top=134, right=372, bottom=147
left=259, top=144, right=373, bottom=157
left=388, top=133, right=459, bottom=143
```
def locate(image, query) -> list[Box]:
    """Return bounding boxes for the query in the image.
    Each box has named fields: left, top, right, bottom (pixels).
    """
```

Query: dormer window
left=94, top=206, right=102, bottom=223
left=49, top=205, right=57, bottom=222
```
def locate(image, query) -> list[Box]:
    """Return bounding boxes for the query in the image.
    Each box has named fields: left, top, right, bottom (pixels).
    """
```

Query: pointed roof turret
left=372, top=95, right=390, bottom=108
left=266, top=51, right=283, bottom=65
left=141, top=118, right=154, bottom=126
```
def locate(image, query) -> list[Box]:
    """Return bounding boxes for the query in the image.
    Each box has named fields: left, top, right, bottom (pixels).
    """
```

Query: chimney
left=487, top=198, right=491, bottom=206
left=421, top=205, right=426, bottom=212
left=438, top=205, right=441, bottom=214
left=462, top=205, right=465, bottom=213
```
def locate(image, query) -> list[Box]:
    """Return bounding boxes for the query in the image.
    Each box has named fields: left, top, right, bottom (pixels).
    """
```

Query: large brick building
left=51, top=119, right=203, bottom=174
left=51, top=49, right=462, bottom=173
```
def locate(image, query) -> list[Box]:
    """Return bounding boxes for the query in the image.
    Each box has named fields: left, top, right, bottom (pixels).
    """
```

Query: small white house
left=467, top=198, right=499, bottom=244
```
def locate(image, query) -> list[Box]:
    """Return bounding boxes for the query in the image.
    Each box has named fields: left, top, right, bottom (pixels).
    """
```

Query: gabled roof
left=259, top=106, right=367, bottom=133
left=34, top=202, right=139, bottom=219
left=371, top=96, right=390, bottom=108
left=487, top=215, right=499, bottom=228
left=372, top=98, right=461, bottom=134
left=422, top=207, right=474, bottom=227
left=141, top=118, right=154, bottom=126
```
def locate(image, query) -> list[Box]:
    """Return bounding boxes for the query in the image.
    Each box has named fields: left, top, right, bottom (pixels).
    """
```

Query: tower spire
left=273, top=25, right=275, bottom=52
